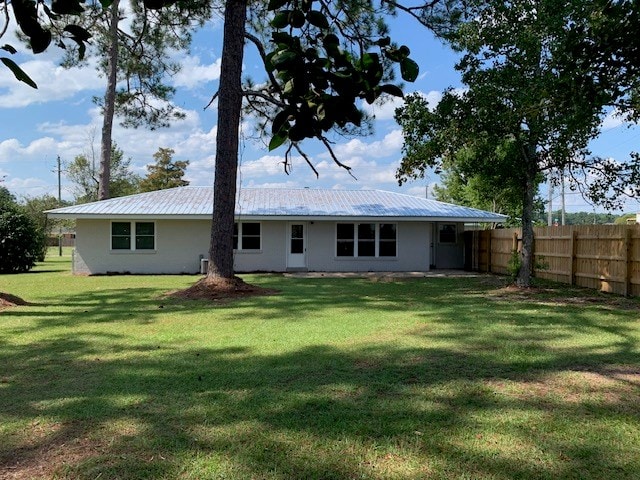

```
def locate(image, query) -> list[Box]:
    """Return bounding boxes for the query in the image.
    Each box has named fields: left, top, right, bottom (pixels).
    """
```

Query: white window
left=111, top=221, right=155, bottom=251
left=336, top=223, right=397, bottom=257
left=234, top=222, right=261, bottom=250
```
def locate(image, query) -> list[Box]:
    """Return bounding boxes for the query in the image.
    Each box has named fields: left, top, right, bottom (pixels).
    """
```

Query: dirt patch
left=165, top=276, right=279, bottom=303
left=0, top=421, right=100, bottom=480
left=0, top=293, right=28, bottom=309
left=488, top=284, right=640, bottom=309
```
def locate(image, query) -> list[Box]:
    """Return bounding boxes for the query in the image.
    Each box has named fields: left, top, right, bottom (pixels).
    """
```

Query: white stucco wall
left=73, top=219, right=438, bottom=274
left=74, top=219, right=210, bottom=274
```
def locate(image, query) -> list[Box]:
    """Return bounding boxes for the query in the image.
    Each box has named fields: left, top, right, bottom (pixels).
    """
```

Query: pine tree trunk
left=98, top=0, right=119, bottom=201
left=517, top=149, right=537, bottom=287
left=208, top=0, right=248, bottom=280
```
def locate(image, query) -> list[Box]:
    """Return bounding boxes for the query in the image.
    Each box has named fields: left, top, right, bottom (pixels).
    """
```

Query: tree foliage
left=66, top=144, right=140, bottom=203
left=396, top=0, right=640, bottom=287
left=0, top=200, right=44, bottom=273
left=139, top=147, right=189, bottom=192
left=1, top=0, right=93, bottom=88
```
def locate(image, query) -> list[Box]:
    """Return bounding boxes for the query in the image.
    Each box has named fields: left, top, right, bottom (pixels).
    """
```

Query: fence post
left=624, top=227, right=632, bottom=297
left=487, top=230, right=492, bottom=273
left=570, top=227, right=578, bottom=286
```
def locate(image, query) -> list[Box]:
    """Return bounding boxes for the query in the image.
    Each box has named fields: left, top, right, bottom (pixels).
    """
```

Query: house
left=46, top=187, right=506, bottom=274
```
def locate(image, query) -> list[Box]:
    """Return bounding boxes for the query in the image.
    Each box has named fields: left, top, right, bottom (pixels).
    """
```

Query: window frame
left=335, top=222, right=397, bottom=258
left=110, top=221, right=156, bottom=252
left=234, top=222, right=262, bottom=251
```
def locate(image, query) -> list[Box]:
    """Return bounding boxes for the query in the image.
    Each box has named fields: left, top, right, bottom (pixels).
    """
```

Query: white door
left=287, top=222, right=307, bottom=269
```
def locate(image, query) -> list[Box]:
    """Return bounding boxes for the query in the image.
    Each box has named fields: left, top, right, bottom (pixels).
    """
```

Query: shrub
left=0, top=209, right=44, bottom=273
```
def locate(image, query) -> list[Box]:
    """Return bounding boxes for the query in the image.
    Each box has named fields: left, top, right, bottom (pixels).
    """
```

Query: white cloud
left=0, top=137, right=59, bottom=164
left=0, top=59, right=101, bottom=108
left=601, top=108, right=626, bottom=131
left=172, top=56, right=222, bottom=89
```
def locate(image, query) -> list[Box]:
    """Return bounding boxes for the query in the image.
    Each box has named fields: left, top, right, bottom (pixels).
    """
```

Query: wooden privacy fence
left=464, top=225, right=640, bottom=297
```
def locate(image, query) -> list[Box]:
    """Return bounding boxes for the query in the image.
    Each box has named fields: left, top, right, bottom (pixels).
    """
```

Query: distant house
left=46, top=187, right=506, bottom=274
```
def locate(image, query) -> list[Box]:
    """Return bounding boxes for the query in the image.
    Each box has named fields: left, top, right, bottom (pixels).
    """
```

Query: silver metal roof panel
left=46, top=186, right=507, bottom=222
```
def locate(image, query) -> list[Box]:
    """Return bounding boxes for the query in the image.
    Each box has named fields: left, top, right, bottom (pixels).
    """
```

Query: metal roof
left=46, top=187, right=507, bottom=222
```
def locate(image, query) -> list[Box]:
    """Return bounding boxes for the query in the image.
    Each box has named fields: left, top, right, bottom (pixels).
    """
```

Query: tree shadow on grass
left=1, top=332, right=639, bottom=479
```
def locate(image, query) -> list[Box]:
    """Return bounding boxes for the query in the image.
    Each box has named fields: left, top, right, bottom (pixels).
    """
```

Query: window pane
left=112, top=236, right=131, bottom=250
left=291, top=224, right=303, bottom=239
left=242, top=223, right=260, bottom=236
left=439, top=224, right=457, bottom=244
left=242, top=236, right=260, bottom=250
left=379, top=223, right=396, bottom=240
left=358, top=223, right=375, bottom=240
left=379, top=241, right=396, bottom=257
left=136, top=222, right=154, bottom=236
left=112, top=222, right=130, bottom=235
left=291, top=239, right=304, bottom=254
left=337, top=241, right=354, bottom=256
left=136, top=236, right=155, bottom=250
left=337, top=224, right=354, bottom=240
left=358, top=240, right=375, bottom=256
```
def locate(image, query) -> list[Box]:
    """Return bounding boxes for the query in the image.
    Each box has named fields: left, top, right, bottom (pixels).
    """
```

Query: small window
left=379, top=223, right=397, bottom=256
left=439, top=224, right=457, bottom=244
left=111, top=221, right=155, bottom=251
left=358, top=223, right=375, bottom=257
left=135, top=222, right=155, bottom=250
left=234, top=222, right=261, bottom=250
left=337, top=223, right=355, bottom=257
left=112, top=222, right=131, bottom=250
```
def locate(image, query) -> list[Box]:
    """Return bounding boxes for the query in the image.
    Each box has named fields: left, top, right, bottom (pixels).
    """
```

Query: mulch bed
left=166, top=276, right=279, bottom=303
left=0, top=293, right=28, bottom=308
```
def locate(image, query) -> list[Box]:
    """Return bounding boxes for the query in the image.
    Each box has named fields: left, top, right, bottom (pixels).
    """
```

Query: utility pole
left=57, top=155, right=62, bottom=257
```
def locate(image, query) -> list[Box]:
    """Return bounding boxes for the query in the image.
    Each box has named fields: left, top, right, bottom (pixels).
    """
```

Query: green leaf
left=272, top=32, right=293, bottom=46
left=271, top=12, right=290, bottom=29
left=100, top=0, right=114, bottom=7
left=289, top=10, right=306, bottom=28
left=379, top=84, right=404, bottom=98
left=269, top=131, right=288, bottom=151
left=267, top=0, right=289, bottom=11
left=271, top=50, right=298, bottom=68
left=51, top=0, right=85, bottom=15
left=283, top=79, right=295, bottom=94
left=1, top=45, right=17, bottom=54
left=307, top=10, right=329, bottom=29
left=64, top=25, right=91, bottom=42
left=1, top=57, right=37, bottom=89
left=360, top=52, right=380, bottom=71
left=375, top=36, right=391, bottom=47
left=272, top=110, right=290, bottom=135
left=400, top=58, right=419, bottom=82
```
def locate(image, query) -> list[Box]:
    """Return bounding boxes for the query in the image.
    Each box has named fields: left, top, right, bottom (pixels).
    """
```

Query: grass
left=1, top=251, right=639, bottom=479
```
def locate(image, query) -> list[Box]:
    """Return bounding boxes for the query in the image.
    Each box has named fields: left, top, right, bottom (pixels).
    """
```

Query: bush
left=0, top=209, right=44, bottom=273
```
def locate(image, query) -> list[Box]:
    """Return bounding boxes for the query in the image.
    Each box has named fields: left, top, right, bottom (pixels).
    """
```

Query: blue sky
left=1, top=7, right=639, bottom=214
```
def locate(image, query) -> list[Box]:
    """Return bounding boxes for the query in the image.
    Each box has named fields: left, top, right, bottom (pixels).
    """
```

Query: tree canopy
left=139, top=148, right=190, bottom=192
left=396, top=0, right=640, bottom=287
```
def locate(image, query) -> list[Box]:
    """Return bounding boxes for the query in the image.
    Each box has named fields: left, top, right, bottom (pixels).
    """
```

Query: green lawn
left=1, top=253, right=639, bottom=479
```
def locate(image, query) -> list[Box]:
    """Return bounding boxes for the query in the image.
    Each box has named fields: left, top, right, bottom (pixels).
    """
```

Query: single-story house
left=46, top=187, right=506, bottom=274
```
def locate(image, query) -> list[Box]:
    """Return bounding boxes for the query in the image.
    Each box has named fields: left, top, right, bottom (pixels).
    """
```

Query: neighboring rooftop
left=46, top=187, right=507, bottom=222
